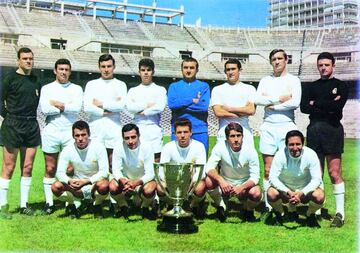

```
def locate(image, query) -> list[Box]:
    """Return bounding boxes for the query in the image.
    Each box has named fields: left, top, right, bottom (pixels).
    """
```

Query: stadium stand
left=1, top=3, right=358, bottom=138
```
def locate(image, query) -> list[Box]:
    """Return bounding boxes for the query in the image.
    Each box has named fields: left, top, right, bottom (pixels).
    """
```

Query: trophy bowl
left=154, top=163, right=204, bottom=234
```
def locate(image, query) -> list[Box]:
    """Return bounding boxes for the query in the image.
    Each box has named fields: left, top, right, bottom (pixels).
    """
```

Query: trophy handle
left=187, top=164, right=204, bottom=196
left=154, top=163, right=169, bottom=198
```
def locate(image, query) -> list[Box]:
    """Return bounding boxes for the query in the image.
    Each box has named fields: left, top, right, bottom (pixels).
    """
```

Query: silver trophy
left=154, top=163, right=204, bottom=233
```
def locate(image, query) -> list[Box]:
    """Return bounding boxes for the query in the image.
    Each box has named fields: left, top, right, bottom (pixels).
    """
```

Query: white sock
left=43, top=177, right=56, bottom=206
left=0, top=178, right=10, bottom=207
left=270, top=199, right=284, bottom=215
left=141, top=193, right=155, bottom=208
left=94, top=191, right=108, bottom=205
left=208, top=187, right=222, bottom=206
left=263, top=179, right=272, bottom=210
left=20, top=177, right=32, bottom=208
left=74, top=199, right=81, bottom=209
left=58, top=191, right=74, bottom=204
left=110, top=196, right=117, bottom=204
left=306, top=200, right=323, bottom=216
left=333, top=182, right=345, bottom=219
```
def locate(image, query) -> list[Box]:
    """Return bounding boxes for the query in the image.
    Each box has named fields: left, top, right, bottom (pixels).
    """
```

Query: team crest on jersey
left=332, top=88, right=337, bottom=94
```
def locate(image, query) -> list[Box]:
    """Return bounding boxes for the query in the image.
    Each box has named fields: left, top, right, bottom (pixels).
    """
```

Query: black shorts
left=306, top=121, right=344, bottom=156
left=0, top=115, right=40, bottom=149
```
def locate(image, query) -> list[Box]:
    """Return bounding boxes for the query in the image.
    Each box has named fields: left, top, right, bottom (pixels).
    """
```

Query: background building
left=268, top=0, right=359, bottom=28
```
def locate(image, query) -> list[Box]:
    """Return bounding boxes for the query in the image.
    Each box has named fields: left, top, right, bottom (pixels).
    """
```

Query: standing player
left=39, top=58, right=83, bottom=215
left=109, top=123, right=157, bottom=219
left=300, top=52, right=348, bottom=227
left=206, top=123, right=261, bottom=223
left=255, top=49, right=301, bottom=213
left=0, top=47, right=41, bottom=219
left=126, top=58, right=167, bottom=162
left=268, top=130, right=324, bottom=227
left=84, top=54, right=127, bottom=168
left=52, top=121, right=109, bottom=218
left=211, top=59, right=256, bottom=149
left=167, top=58, right=210, bottom=152
left=158, top=118, right=207, bottom=217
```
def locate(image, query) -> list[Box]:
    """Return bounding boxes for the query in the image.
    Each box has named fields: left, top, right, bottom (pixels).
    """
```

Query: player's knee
left=194, top=181, right=206, bottom=197
left=205, top=176, right=217, bottom=190
left=51, top=181, right=64, bottom=196
left=96, top=180, right=109, bottom=195
left=311, top=189, right=325, bottom=204
left=143, top=182, right=156, bottom=197
left=267, top=187, right=279, bottom=202
left=249, top=186, right=262, bottom=201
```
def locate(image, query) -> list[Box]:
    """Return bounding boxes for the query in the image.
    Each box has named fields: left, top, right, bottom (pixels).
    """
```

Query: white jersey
left=126, top=82, right=167, bottom=126
left=84, top=78, right=127, bottom=148
left=211, top=81, right=256, bottom=131
left=206, top=141, right=260, bottom=185
left=269, top=146, right=322, bottom=195
left=56, top=140, right=109, bottom=184
left=112, top=142, right=154, bottom=184
left=160, top=139, right=207, bottom=180
left=39, top=81, right=83, bottom=128
left=255, top=73, right=301, bottom=123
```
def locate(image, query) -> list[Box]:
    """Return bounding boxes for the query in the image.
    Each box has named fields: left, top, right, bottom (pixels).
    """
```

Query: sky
left=92, top=0, right=269, bottom=28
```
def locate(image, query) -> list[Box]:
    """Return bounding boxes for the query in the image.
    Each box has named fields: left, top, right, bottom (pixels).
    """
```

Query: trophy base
left=157, top=215, right=198, bottom=234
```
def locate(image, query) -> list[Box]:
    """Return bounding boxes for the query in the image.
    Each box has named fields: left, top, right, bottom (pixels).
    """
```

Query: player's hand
left=50, top=100, right=65, bottom=112
left=119, top=178, right=128, bottom=188
left=69, top=179, right=81, bottom=190
left=232, top=185, right=246, bottom=196
left=93, top=98, right=103, bottom=108
left=279, top=94, right=292, bottom=103
left=219, top=179, right=233, bottom=195
left=147, top=102, right=155, bottom=108
left=334, top=95, right=341, bottom=101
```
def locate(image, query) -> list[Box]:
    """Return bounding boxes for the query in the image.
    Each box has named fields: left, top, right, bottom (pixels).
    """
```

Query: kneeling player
left=109, top=123, right=157, bottom=219
left=206, top=122, right=261, bottom=222
left=157, top=118, right=207, bottom=218
left=52, top=121, right=109, bottom=218
left=268, top=130, right=324, bottom=227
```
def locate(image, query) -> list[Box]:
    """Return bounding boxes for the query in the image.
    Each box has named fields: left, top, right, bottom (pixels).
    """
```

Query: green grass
left=0, top=137, right=358, bottom=253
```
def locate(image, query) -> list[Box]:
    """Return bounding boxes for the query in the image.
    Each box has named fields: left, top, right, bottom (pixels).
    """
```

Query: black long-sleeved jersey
left=1, top=71, right=41, bottom=118
left=300, top=78, right=348, bottom=126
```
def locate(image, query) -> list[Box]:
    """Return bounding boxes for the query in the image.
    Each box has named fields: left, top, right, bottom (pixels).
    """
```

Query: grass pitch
left=0, top=137, right=358, bottom=253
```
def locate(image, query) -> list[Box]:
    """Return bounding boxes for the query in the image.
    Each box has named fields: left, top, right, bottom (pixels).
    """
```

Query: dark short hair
left=269, top=49, right=287, bottom=61
left=72, top=120, right=90, bottom=136
left=225, top=122, right=243, bottom=139
left=122, top=123, right=140, bottom=137
left=285, top=130, right=304, bottom=145
left=174, top=118, right=192, bottom=132
left=138, top=58, right=155, bottom=72
left=181, top=57, right=199, bottom=70
left=98, top=54, right=115, bottom=66
left=17, top=47, right=33, bottom=59
left=54, top=58, right=71, bottom=70
left=317, top=52, right=335, bottom=65
left=224, top=59, right=242, bottom=72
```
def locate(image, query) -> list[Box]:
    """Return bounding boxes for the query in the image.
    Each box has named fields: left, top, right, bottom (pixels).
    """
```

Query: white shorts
left=259, top=121, right=297, bottom=155
left=216, top=125, right=255, bottom=150
left=138, top=124, right=163, bottom=154
left=41, top=125, right=73, bottom=153
left=89, top=119, right=122, bottom=149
